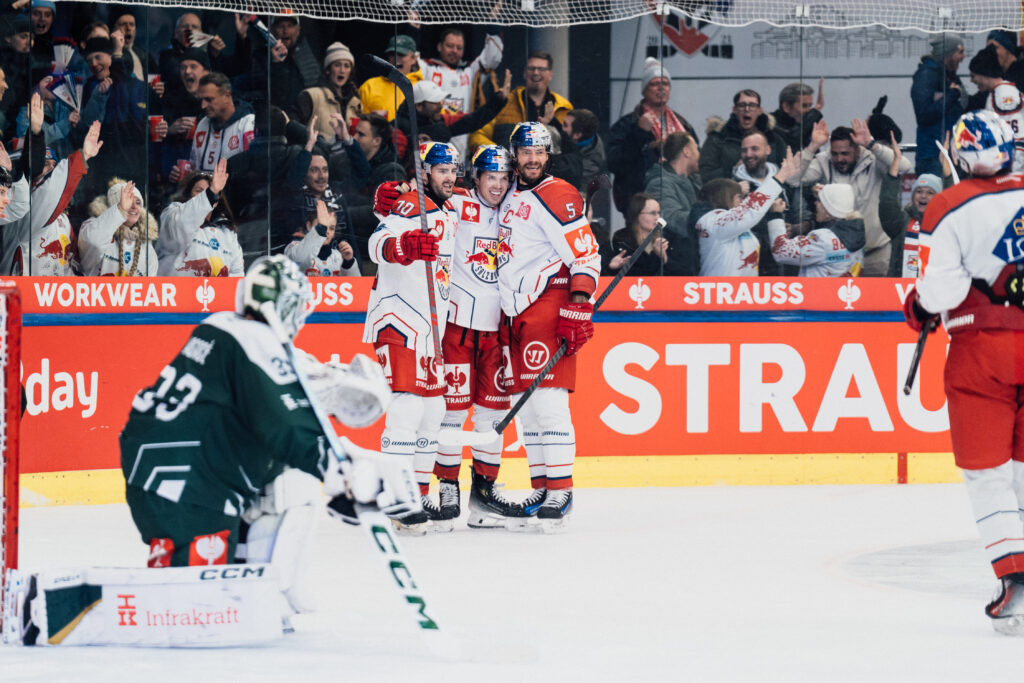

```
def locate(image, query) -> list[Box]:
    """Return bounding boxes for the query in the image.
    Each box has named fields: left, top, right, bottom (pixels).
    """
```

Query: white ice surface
left=2, top=485, right=1021, bottom=682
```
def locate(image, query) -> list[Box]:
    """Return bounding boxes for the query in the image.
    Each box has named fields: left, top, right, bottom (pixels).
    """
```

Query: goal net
left=111, top=0, right=1024, bottom=31
left=0, top=285, right=21, bottom=643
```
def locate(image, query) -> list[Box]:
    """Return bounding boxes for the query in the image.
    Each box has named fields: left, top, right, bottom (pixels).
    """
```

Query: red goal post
left=0, top=283, right=21, bottom=640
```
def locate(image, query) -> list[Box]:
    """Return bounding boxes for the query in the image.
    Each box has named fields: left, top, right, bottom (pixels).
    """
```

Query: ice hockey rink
left=2, top=484, right=1021, bottom=682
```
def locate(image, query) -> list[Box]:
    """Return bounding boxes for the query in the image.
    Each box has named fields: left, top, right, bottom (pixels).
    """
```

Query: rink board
left=12, top=276, right=957, bottom=505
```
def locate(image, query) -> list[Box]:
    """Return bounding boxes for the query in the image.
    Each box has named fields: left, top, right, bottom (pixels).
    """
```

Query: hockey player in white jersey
left=987, top=81, right=1024, bottom=172
left=364, top=141, right=460, bottom=533
left=903, top=110, right=1024, bottom=635
left=497, top=122, right=600, bottom=529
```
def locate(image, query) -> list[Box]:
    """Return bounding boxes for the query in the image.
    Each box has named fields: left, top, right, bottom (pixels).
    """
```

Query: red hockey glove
left=556, top=301, right=595, bottom=356
left=391, top=230, right=439, bottom=265
left=902, top=287, right=939, bottom=333
left=372, top=181, right=408, bottom=216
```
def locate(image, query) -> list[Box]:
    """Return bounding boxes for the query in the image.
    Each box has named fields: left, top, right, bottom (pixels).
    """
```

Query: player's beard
left=516, top=162, right=546, bottom=189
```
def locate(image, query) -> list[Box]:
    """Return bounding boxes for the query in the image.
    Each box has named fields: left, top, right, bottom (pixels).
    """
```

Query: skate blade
left=429, top=519, right=455, bottom=534
left=992, top=615, right=1024, bottom=636
left=392, top=520, right=428, bottom=536
left=540, top=517, right=570, bottom=534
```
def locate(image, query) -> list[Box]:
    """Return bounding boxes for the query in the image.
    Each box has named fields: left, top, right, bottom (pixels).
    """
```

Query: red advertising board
left=14, top=277, right=950, bottom=475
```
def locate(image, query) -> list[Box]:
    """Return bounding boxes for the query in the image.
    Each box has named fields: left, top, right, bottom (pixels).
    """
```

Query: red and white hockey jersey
left=697, top=177, right=785, bottom=276
left=917, top=174, right=1024, bottom=318
left=496, top=175, right=600, bottom=317
left=446, top=187, right=502, bottom=331
left=363, top=191, right=458, bottom=357
left=768, top=220, right=864, bottom=277
left=3, top=151, right=85, bottom=276
left=157, top=192, right=244, bottom=277
left=285, top=228, right=360, bottom=277
left=190, top=113, right=255, bottom=171
left=987, top=81, right=1024, bottom=172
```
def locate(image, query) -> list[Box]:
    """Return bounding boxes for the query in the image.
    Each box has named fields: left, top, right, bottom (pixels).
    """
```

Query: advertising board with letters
left=15, top=276, right=950, bottom=477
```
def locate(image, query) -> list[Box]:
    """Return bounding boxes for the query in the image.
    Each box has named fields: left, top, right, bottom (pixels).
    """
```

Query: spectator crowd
left=0, top=3, right=1012, bottom=280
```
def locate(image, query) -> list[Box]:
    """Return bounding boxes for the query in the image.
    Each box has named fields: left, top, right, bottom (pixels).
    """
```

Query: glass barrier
left=0, top=5, right=985, bottom=280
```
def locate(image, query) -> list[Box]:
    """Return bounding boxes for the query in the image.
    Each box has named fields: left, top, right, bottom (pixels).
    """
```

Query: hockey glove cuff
left=902, top=287, right=939, bottom=333
left=556, top=301, right=595, bottom=356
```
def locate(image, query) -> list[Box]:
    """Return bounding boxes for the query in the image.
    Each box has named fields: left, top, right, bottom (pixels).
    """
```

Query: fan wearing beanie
left=768, top=183, right=866, bottom=277
left=910, top=32, right=967, bottom=176
left=986, top=30, right=1024, bottom=89
left=967, top=45, right=1007, bottom=111
left=297, top=41, right=362, bottom=143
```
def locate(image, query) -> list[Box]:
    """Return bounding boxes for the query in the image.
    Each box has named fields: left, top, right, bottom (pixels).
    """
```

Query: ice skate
left=986, top=573, right=1024, bottom=635
left=537, top=488, right=573, bottom=534
left=438, top=479, right=461, bottom=522
left=467, top=472, right=531, bottom=530
left=392, top=495, right=453, bottom=535
left=521, top=487, right=547, bottom=517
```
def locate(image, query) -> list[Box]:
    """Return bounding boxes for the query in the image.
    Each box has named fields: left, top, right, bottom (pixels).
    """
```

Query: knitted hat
left=911, top=174, right=942, bottom=195
left=107, top=180, right=144, bottom=210
left=11, top=13, right=30, bottom=35
left=817, top=183, right=854, bottom=219
left=179, top=47, right=210, bottom=71
left=987, top=30, right=1018, bottom=55
left=969, top=45, right=1003, bottom=79
left=31, top=0, right=55, bottom=13
left=930, top=32, right=965, bottom=60
left=83, top=37, right=113, bottom=56
left=323, top=41, right=354, bottom=69
left=641, top=57, right=671, bottom=91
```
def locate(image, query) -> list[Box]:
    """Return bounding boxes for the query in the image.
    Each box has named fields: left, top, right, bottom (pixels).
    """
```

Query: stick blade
left=437, top=428, right=500, bottom=448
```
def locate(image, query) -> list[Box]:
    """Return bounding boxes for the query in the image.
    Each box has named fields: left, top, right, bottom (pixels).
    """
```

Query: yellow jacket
left=358, top=70, right=423, bottom=122
left=468, top=86, right=572, bottom=153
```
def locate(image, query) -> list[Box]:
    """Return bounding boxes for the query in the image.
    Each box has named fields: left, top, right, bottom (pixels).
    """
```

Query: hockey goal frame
left=0, top=283, right=21, bottom=639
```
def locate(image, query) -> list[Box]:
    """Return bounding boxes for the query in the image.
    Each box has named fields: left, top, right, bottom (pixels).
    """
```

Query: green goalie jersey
left=120, top=311, right=330, bottom=517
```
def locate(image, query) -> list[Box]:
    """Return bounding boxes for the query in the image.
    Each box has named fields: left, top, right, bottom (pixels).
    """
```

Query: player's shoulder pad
left=921, top=175, right=1024, bottom=235
left=531, top=176, right=585, bottom=225
left=391, top=191, right=440, bottom=218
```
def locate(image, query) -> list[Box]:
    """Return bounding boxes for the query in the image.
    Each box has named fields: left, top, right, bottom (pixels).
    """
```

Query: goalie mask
left=237, top=255, right=314, bottom=340
left=951, top=110, right=1014, bottom=177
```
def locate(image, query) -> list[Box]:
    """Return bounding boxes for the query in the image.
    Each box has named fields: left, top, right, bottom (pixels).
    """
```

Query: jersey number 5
left=132, top=365, right=203, bottom=422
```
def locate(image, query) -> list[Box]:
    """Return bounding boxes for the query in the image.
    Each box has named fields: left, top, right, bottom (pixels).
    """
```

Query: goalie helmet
left=237, top=255, right=314, bottom=340
left=509, top=121, right=552, bottom=154
left=419, top=141, right=463, bottom=176
left=951, top=110, right=1015, bottom=177
left=471, top=145, right=513, bottom=176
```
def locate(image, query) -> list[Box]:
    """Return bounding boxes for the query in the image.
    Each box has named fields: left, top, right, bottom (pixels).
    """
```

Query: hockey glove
left=391, top=230, right=439, bottom=265
left=902, top=287, right=939, bottom=333
left=556, top=301, right=595, bottom=356
left=372, top=180, right=409, bottom=217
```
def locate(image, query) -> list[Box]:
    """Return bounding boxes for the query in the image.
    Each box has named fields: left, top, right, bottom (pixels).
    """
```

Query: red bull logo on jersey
left=38, top=233, right=71, bottom=266
left=177, top=256, right=229, bottom=277
left=465, top=237, right=499, bottom=284
left=741, top=249, right=760, bottom=269
left=434, top=256, right=451, bottom=299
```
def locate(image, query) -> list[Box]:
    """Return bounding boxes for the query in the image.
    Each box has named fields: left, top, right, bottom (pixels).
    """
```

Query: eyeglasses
left=734, top=103, right=761, bottom=110
left=524, top=66, right=550, bottom=73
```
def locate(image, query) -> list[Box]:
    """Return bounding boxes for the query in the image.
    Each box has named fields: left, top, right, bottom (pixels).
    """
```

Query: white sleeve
left=475, top=34, right=503, bottom=71
left=157, top=193, right=214, bottom=259
left=703, top=178, right=784, bottom=240
left=0, top=176, right=30, bottom=225
left=78, top=204, right=126, bottom=276
left=916, top=218, right=972, bottom=314
left=284, top=229, right=323, bottom=270
left=27, top=160, right=71, bottom=232
left=769, top=223, right=831, bottom=267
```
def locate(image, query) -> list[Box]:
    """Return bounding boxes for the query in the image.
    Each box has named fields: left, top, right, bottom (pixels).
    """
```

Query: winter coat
left=643, top=162, right=699, bottom=276
left=468, top=86, right=572, bottom=153
left=910, top=55, right=966, bottom=168
left=699, top=113, right=788, bottom=182
left=157, top=189, right=244, bottom=277
left=771, top=107, right=824, bottom=152
left=607, top=102, right=698, bottom=214
left=79, top=190, right=160, bottom=276
left=297, top=82, right=363, bottom=143
left=285, top=225, right=361, bottom=277
left=877, top=170, right=953, bottom=276
left=769, top=216, right=866, bottom=277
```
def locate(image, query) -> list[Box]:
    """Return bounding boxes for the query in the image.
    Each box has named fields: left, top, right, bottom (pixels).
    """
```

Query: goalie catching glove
left=297, top=352, right=391, bottom=428
left=324, top=437, right=421, bottom=525
left=556, top=301, right=595, bottom=355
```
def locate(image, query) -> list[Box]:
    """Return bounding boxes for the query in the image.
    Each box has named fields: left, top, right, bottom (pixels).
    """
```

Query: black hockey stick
left=362, top=55, right=443, bottom=363
left=261, top=302, right=455, bottom=654
left=902, top=323, right=930, bottom=395
left=439, top=218, right=666, bottom=447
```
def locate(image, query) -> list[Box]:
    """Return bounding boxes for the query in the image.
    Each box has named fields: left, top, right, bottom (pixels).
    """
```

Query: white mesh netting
left=114, top=0, right=1024, bottom=31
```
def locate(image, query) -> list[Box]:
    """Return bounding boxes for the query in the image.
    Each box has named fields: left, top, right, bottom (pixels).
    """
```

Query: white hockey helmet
left=990, top=82, right=1023, bottom=115
left=236, top=255, right=315, bottom=340
left=951, top=110, right=1015, bottom=177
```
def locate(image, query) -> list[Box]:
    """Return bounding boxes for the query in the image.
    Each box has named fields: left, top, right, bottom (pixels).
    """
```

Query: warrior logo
left=523, top=341, right=550, bottom=370
left=465, top=237, right=498, bottom=283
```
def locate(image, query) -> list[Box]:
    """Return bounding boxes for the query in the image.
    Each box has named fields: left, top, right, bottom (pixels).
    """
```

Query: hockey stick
left=439, top=218, right=667, bottom=447
left=363, top=55, right=443, bottom=365
left=260, top=303, right=454, bottom=653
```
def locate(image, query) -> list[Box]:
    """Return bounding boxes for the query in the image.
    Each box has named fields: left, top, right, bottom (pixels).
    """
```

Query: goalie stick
left=362, top=54, right=443, bottom=368
left=259, top=302, right=456, bottom=656
left=439, top=218, right=667, bottom=448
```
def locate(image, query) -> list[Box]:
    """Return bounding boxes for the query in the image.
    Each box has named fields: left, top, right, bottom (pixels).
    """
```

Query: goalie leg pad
left=435, top=408, right=469, bottom=480
left=243, top=505, right=320, bottom=614
left=470, top=405, right=505, bottom=479
left=964, top=462, right=1024, bottom=577
left=20, top=565, right=287, bottom=647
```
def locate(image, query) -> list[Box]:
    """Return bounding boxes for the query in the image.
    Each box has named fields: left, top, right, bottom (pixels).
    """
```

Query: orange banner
left=14, top=277, right=950, bottom=475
